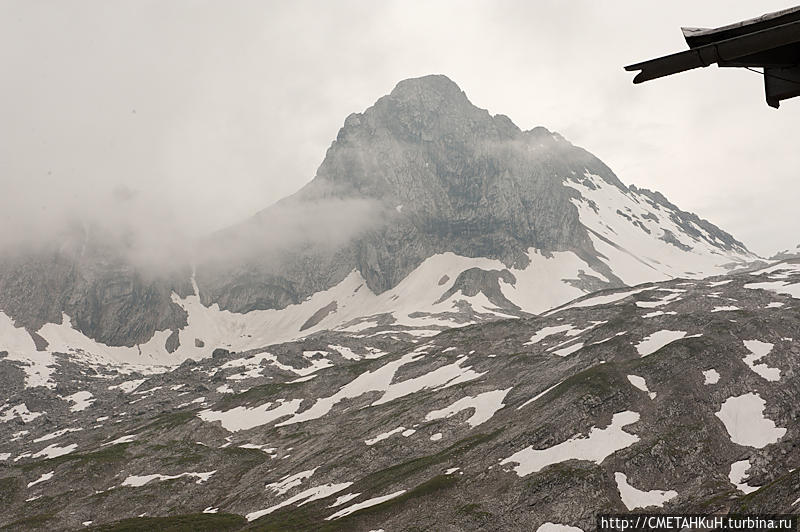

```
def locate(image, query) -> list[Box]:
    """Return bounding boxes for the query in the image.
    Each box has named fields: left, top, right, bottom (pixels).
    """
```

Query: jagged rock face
left=0, top=227, right=191, bottom=347
left=197, top=75, right=749, bottom=315
left=201, top=73, right=606, bottom=311
left=312, top=76, right=597, bottom=253
left=0, top=74, right=756, bottom=354
left=627, top=185, right=748, bottom=254
left=307, top=76, right=598, bottom=287
left=200, top=72, right=606, bottom=312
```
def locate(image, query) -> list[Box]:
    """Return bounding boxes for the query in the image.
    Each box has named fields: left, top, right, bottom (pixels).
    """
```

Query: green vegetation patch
left=215, top=383, right=290, bottom=410
left=20, top=443, right=129, bottom=472
left=220, top=445, right=272, bottom=467
left=0, top=477, right=21, bottom=504
left=344, top=357, right=381, bottom=376
left=694, top=489, right=738, bottom=512
left=160, top=441, right=207, bottom=467
left=357, top=430, right=500, bottom=493
left=524, top=462, right=601, bottom=494
left=140, top=411, right=197, bottom=432
left=244, top=506, right=343, bottom=532
left=544, top=363, right=620, bottom=403
left=0, top=512, right=56, bottom=530
left=458, top=502, right=493, bottom=519
left=248, top=474, right=460, bottom=531
left=90, top=512, right=246, bottom=532
left=728, top=468, right=799, bottom=513
left=248, top=433, right=497, bottom=530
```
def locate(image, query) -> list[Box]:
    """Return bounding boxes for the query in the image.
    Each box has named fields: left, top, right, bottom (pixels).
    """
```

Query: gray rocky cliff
left=196, top=75, right=636, bottom=313
left=0, top=224, right=191, bottom=347
left=0, top=74, right=756, bottom=349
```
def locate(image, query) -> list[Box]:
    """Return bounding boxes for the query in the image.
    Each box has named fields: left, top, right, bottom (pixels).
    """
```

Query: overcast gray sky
left=1, top=0, right=798, bottom=257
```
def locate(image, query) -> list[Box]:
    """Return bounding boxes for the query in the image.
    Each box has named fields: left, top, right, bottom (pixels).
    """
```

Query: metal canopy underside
left=625, top=6, right=800, bottom=108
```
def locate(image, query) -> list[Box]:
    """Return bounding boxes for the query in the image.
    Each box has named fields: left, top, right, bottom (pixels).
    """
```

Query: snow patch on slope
left=702, top=369, right=720, bottom=385
left=729, top=460, right=758, bottom=494
left=63, top=391, right=94, bottom=412
left=636, top=330, right=699, bottom=357
left=626, top=375, right=656, bottom=399
left=501, top=411, right=640, bottom=476
left=742, top=340, right=780, bottom=381
left=0, top=403, right=43, bottom=423
left=201, top=352, right=485, bottom=431
left=745, top=280, right=800, bottom=299
left=199, top=399, right=304, bottom=432
left=326, top=490, right=407, bottom=520
left=715, top=393, right=786, bottom=448
left=424, top=388, right=510, bottom=427
left=246, top=482, right=353, bottom=521
left=536, top=524, right=584, bottom=532
left=121, top=470, right=216, bottom=487
left=614, top=472, right=677, bottom=509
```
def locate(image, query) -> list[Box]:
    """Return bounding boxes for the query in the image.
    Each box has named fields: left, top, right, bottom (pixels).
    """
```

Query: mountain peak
left=388, top=74, right=467, bottom=103
left=329, top=74, right=518, bottom=161
left=366, top=74, right=497, bottom=137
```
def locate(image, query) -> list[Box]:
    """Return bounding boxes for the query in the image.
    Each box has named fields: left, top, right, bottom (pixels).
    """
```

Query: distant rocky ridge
left=771, top=244, right=800, bottom=261
left=0, top=75, right=757, bottom=362
left=0, top=226, right=192, bottom=348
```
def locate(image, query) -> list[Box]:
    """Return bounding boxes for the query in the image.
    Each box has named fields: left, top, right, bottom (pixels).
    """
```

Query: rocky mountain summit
left=1, top=260, right=799, bottom=531
left=197, top=75, right=753, bottom=313
left=0, top=75, right=756, bottom=372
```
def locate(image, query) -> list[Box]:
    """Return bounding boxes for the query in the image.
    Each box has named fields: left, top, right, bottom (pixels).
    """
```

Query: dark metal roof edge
left=624, top=19, right=800, bottom=83
left=686, top=5, right=800, bottom=38
left=683, top=5, right=800, bottom=47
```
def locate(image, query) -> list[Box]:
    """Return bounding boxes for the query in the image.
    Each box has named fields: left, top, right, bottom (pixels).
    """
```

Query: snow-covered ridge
left=0, top=244, right=759, bottom=383
left=0, top=249, right=634, bottom=380
left=0, top=172, right=763, bottom=379
left=565, top=172, right=753, bottom=286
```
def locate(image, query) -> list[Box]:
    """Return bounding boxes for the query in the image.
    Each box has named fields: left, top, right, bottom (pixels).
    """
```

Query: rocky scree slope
left=1, top=260, right=799, bottom=530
